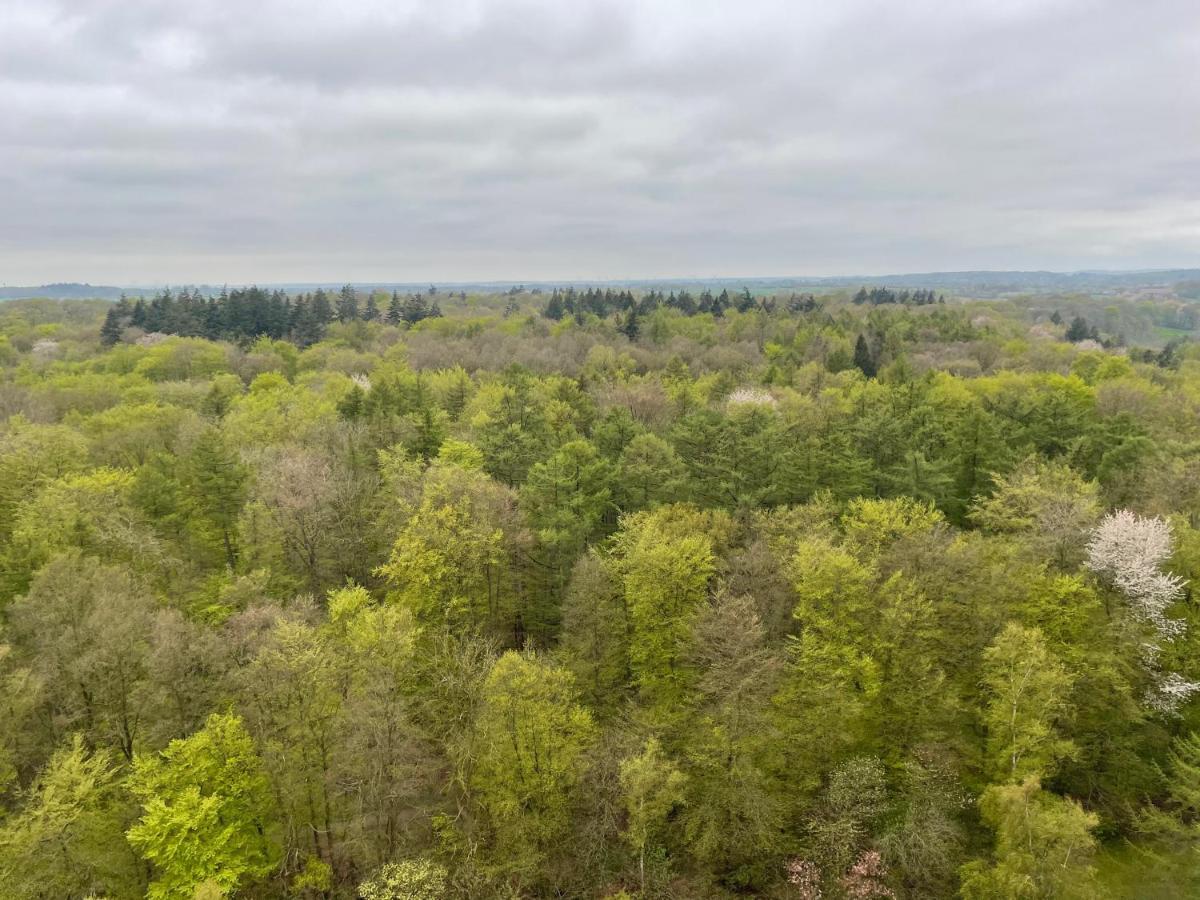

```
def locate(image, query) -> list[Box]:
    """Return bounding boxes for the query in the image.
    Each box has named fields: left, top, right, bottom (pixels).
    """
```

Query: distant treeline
left=101, top=286, right=443, bottom=346
left=853, top=287, right=944, bottom=306
left=542, top=286, right=823, bottom=323
left=100, top=283, right=945, bottom=349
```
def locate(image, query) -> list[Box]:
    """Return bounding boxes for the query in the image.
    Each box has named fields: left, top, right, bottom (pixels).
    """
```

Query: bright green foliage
left=127, top=713, right=278, bottom=900
left=613, top=509, right=715, bottom=710
left=789, top=536, right=875, bottom=639
left=971, top=456, right=1101, bottom=568
left=2, top=467, right=163, bottom=598
left=960, top=776, right=1099, bottom=899
left=358, top=858, right=449, bottom=900
left=619, top=738, right=686, bottom=892
left=0, top=419, right=89, bottom=541
left=470, top=652, right=596, bottom=878
left=436, top=438, right=485, bottom=469
left=981, top=623, right=1075, bottom=782
left=222, top=373, right=336, bottom=446
left=841, top=495, right=943, bottom=558
left=0, top=736, right=140, bottom=899
left=378, top=463, right=515, bottom=632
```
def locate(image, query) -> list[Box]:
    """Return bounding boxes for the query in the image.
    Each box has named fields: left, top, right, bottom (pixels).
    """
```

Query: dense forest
left=1, top=285, right=1200, bottom=899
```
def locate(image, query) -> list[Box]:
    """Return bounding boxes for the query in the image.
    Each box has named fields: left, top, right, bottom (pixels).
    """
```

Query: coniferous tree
left=337, top=285, right=359, bottom=322
left=1065, top=316, right=1091, bottom=342
left=100, top=306, right=123, bottom=346
left=853, top=334, right=877, bottom=378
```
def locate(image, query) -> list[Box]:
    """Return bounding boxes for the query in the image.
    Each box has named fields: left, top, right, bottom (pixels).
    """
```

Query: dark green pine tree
left=311, top=289, right=334, bottom=326
left=337, top=384, right=366, bottom=420
left=620, top=309, right=640, bottom=341
left=363, top=293, right=380, bottom=321
left=402, top=293, right=429, bottom=325
left=386, top=290, right=403, bottom=325
left=1065, top=316, right=1091, bottom=342
left=853, top=334, right=877, bottom=378
left=337, top=285, right=359, bottom=322
left=100, top=306, right=124, bottom=346
left=544, top=292, right=566, bottom=320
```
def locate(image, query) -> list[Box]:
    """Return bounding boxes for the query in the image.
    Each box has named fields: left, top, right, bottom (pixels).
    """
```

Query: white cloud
left=0, top=0, right=1198, bottom=283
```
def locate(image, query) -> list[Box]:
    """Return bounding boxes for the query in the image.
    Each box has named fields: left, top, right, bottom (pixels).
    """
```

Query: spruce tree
left=853, top=334, right=877, bottom=378
left=100, top=306, right=123, bottom=346
left=386, top=290, right=403, bottom=325
left=544, top=292, right=566, bottom=320
left=337, top=285, right=359, bottom=322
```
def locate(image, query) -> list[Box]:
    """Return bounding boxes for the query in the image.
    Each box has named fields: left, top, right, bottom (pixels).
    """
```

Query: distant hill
left=0, top=283, right=149, bottom=301
left=3, top=269, right=1199, bottom=300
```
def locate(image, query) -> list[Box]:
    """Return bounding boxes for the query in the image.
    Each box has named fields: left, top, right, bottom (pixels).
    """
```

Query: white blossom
left=726, top=387, right=777, bottom=409
left=1146, top=673, right=1200, bottom=715
left=1086, top=510, right=1185, bottom=641
left=1086, top=510, right=1195, bottom=714
left=350, top=373, right=372, bottom=391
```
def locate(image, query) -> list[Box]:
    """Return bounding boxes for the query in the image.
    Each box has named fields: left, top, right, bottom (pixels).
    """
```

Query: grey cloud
left=1, top=0, right=1198, bottom=284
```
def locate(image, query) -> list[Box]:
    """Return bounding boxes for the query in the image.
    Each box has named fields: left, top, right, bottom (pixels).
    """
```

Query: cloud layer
left=2, top=0, right=1198, bottom=283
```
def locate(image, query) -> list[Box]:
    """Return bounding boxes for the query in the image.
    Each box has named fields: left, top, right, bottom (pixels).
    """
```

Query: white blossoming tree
left=1085, top=510, right=1198, bottom=712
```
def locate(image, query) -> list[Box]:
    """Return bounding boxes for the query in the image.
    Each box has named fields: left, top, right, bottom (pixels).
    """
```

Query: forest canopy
left=1, top=284, right=1200, bottom=898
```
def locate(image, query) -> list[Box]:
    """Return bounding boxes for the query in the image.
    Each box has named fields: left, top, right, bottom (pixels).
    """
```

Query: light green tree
left=981, top=623, right=1075, bottom=782
left=377, top=463, right=517, bottom=633
left=619, top=737, right=686, bottom=893
left=358, top=858, right=449, bottom=900
left=470, top=652, right=596, bottom=880
left=971, top=456, right=1101, bottom=569
left=613, top=512, right=714, bottom=711
left=127, top=713, right=278, bottom=900
left=0, top=736, right=141, bottom=899
left=959, top=776, right=1098, bottom=899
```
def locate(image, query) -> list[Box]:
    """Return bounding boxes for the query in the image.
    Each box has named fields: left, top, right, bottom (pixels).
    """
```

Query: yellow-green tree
left=470, top=652, right=596, bottom=881
left=127, top=713, right=278, bottom=900
left=960, top=776, right=1098, bottom=899
left=981, top=623, right=1075, bottom=782
left=619, top=737, right=686, bottom=893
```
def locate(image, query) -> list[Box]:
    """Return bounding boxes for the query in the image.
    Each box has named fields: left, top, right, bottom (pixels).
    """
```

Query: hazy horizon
left=6, top=265, right=1200, bottom=295
left=4, top=0, right=1199, bottom=283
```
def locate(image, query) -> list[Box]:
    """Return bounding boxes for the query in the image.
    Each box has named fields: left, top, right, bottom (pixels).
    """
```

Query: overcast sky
left=2, top=0, right=1198, bottom=285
